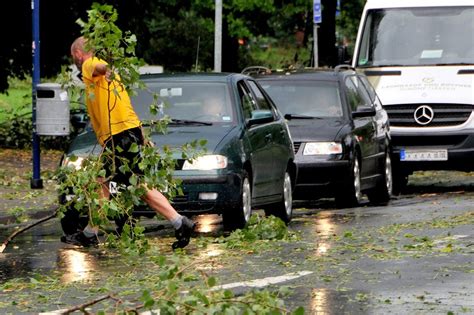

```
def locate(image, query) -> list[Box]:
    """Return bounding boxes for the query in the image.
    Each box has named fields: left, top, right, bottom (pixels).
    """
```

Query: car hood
left=150, top=125, right=236, bottom=152
left=367, top=66, right=474, bottom=105
left=68, top=125, right=236, bottom=157
left=287, top=118, right=346, bottom=142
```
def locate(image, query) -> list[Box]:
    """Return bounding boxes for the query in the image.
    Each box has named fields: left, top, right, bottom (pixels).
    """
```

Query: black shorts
left=102, top=127, right=144, bottom=185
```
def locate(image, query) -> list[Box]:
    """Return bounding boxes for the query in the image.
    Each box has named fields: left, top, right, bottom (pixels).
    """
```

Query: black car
left=61, top=73, right=296, bottom=232
left=255, top=67, right=392, bottom=207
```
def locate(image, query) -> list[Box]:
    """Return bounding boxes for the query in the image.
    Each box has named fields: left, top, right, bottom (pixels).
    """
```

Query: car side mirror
left=352, top=105, right=376, bottom=118
left=247, top=110, right=274, bottom=126
left=70, top=107, right=89, bottom=131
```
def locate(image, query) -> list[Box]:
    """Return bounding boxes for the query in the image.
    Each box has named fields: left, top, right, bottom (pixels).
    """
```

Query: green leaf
left=292, top=307, right=305, bottom=315
left=128, top=142, right=139, bottom=153
left=207, top=276, right=217, bottom=288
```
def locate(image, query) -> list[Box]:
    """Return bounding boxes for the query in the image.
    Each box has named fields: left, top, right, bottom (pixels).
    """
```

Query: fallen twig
left=57, top=294, right=118, bottom=314
left=0, top=210, right=58, bottom=253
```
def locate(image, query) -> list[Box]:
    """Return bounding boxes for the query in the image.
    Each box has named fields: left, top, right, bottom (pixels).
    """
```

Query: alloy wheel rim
left=242, top=177, right=252, bottom=222
left=354, top=158, right=362, bottom=201
left=283, top=172, right=292, bottom=216
left=385, top=153, right=393, bottom=195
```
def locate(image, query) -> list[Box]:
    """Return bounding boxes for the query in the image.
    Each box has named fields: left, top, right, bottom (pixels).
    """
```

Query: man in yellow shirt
left=64, top=36, right=195, bottom=249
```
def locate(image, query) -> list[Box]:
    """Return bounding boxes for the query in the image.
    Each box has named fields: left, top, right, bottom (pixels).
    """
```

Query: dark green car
left=62, top=73, right=296, bottom=231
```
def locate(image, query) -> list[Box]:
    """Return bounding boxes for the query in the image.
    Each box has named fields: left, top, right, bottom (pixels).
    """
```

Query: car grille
left=293, top=142, right=302, bottom=154
left=384, top=104, right=472, bottom=127
left=172, top=193, right=189, bottom=202
left=391, top=135, right=468, bottom=148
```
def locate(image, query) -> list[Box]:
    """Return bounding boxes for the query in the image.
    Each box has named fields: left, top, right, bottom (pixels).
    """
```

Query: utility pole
left=313, top=0, right=322, bottom=68
left=31, top=0, right=42, bottom=189
left=214, top=0, right=222, bottom=72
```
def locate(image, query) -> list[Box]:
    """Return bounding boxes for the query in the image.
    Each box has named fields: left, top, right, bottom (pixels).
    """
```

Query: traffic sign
left=314, top=0, right=322, bottom=24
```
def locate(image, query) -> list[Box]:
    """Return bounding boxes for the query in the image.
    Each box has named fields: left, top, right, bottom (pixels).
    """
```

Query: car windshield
left=260, top=80, right=343, bottom=118
left=132, top=82, right=234, bottom=123
left=357, top=6, right=474, bottom=67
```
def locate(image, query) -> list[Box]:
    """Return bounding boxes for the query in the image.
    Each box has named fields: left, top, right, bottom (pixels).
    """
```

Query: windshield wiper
left=169, top=119, right=213, bottom=126
left=284, top=113, right=322, bottom=120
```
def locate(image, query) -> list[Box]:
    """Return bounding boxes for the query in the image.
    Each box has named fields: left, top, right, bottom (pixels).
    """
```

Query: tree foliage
left=1, top=0, right=365, bottom=92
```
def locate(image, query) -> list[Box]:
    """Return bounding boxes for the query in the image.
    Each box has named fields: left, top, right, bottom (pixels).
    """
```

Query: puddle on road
left=292, top=210, right=377, bottom=257
left=0, top=214, right=228, bottom=285
left=309, top=288, right=370, bottom=314
left=57, top=248, right=99, bottom=283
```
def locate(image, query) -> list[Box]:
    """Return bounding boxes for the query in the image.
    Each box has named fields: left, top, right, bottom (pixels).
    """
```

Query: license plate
left=400, top=149, right=448, bottom=161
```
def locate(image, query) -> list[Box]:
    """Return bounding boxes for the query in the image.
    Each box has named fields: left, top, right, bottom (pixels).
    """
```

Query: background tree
left=1, top=0, right=365, bottom=92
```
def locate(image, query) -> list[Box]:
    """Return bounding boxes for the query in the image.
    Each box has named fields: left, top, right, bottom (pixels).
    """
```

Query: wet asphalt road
left=0, top=170, right=473, bottom=314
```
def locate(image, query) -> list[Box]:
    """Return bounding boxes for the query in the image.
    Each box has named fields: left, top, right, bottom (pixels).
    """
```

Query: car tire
left=223, top=171, right=252, bottom=231
left=114, top=215, right=136, bottom=235
left=367, top=150, right=392, bottom=205
left=335, top=152, right=362, bottom=208
left=392, top=171, right=409, bottom=195
left=392, top=161, right=408, bottom=196
left=264, top=171, right=293, bottom=224
left=60, top=206, right=89, bottom=235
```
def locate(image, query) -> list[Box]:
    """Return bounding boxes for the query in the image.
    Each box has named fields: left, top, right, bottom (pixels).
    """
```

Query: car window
left=345, top=76, right=371, bottom=110
left=237, top=81, right=257, bottom=120
left=358, top=76, right=376, bottom=102
left=260, top=80, right=343, bottom=118
left=132, top=82, right=234, bottom=123
left=247, top=80, right=272, bottom=111
left=358, top=75, right=383, bottom=110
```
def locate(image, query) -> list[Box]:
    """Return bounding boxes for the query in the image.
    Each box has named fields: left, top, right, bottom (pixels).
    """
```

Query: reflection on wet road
left=0, top=170, right=473, bottom=314
left=58, top=249, right=97, bottom=283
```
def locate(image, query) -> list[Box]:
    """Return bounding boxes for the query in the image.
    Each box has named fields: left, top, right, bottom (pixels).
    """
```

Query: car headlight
left=62, top=156, right=85, bottom=170
left=303, top=142, right=343, bottom=155
left=182, top=155, right=228, bottom=170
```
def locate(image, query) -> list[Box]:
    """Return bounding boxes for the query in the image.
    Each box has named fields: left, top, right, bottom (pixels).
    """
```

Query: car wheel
left=392, top=171, right=409, bottom=195
left=264, top=171, right=293, bottom=224
left=335, top=153, right=362, bottom=208
left=114, top=215, right=136, bottom=235
left=223, top=171, right=252, bottom=230
left=367, top=151, right=392, bottom=205
left=60, top=206, right=89, bottom=235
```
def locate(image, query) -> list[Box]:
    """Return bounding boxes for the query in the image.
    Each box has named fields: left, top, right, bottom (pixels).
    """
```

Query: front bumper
left=60, top=172, right=243, bottom=217
left=171, top=173, right=242, bottom=214
left=293, top=158, right=351, bottom=199
left=391, top=129, right=474, bottom=172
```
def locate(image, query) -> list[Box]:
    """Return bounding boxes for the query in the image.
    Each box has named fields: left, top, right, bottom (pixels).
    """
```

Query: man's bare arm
left=93, top=63, right=112, bottom=82
left=93, top=64, right=107, bottom=77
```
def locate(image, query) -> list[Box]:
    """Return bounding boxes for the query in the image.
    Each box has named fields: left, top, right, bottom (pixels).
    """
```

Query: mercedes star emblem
left=414, top=105, right=434, bottom=125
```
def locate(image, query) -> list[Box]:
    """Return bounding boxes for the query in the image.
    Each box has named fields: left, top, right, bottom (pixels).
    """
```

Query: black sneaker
left=61, top=231, right=99, bottom=247
left=172, top=217, right=196, bottom=250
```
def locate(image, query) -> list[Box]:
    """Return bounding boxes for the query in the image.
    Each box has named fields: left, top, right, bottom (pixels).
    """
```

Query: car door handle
left=265, top=134, right=272, bottom=142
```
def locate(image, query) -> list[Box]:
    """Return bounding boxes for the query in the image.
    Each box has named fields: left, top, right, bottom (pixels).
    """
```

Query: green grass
left=0, top=78, right=31, bottom=123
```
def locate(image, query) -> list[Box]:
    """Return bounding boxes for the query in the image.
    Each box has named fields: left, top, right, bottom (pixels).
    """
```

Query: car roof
left=254, top=68, right=356, bottom=82
left=364, top=0, right=473, bottom=9
left=140, top=72, right=249, bottom=83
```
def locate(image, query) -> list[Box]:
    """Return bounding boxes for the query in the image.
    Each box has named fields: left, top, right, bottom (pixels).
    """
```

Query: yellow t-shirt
left=82, top=57, right=141, bottom=145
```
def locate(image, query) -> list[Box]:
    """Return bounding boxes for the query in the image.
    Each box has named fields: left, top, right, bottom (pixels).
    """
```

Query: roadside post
left=31, top=0, right=42, bottom=189
left=214, top=0, right=222, bottom=72
left=313, top=0, right=322, bottom=68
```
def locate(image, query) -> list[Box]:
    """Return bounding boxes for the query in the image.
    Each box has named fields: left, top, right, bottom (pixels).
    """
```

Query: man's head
left=71, top=36, right=93, bottom=69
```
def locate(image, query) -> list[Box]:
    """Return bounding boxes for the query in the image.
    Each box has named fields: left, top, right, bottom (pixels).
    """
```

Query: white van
left=352, top=0, right=474, bottom=192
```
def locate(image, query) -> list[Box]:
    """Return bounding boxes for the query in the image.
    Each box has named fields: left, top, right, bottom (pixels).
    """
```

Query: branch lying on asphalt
left=0, top=209, right=58, bottom=253
left=56, top=294, right=119, bottom=315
